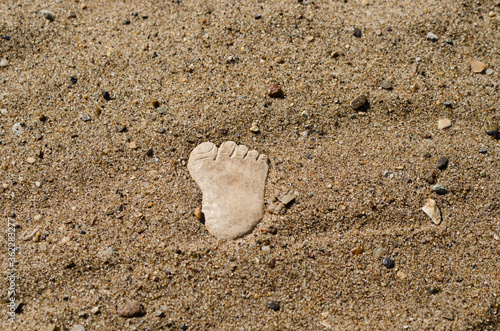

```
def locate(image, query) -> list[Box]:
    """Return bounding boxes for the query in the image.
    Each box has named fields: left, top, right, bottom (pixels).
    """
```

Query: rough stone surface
left=188, top=141, right=269, bottom=239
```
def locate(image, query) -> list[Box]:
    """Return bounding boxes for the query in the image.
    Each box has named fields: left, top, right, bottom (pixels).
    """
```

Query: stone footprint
left=188, top=141, right=269, bottom=240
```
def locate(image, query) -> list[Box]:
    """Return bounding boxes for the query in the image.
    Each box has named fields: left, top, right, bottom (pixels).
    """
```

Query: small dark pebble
left=443, top=101, right=452, bottom=108
left=3, top=35, right=11, bottom=41
left=102, top=91, right=111, bottom=100
left=305, top=153, right=313, bottom=159
left=79, top=230, right=86, bottom=235
left=145, top=148, right=154, bottom=157
left=353, top=28, right=362, bottom=38
left=118, top=204, right=124, bottom=211
left=421, top=133, right=432, bottom=139
left=152, top=52, right=158, bottom=58
left=267, top=300, right=280, bottom=311
left=70, top=76, right=78, bottom=85
left=254, top=14, right=262, bottom=19
left=423, top=152, right=431, bottom=159
left=382, top=257, right=395, bottom=269
left=219, top=128, right=228, bottom=135
left=437, top=157, right=448, bottom=170
left=478, top=148, right=487, bottom=154
left=180, top=325, right=188, bottom=331
left=267, top=258, right=276, bottom=269
left=267, top=226, right=278, bottom=235
left=124, top=19, right=131, bottom=25
left=426, top=286, right=440, bottom=294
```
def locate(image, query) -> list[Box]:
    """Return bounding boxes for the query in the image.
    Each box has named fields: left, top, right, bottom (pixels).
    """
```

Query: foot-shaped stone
left=188, top=141, right=269, bottom=240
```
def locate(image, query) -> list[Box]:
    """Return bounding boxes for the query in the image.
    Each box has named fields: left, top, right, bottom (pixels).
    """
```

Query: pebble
left=194, top=207, right=203, bottom=220
left=267, top=258, right=276, bottom=268
left=470, top=60, right=487, bottom=73
left=485, top=122, right=499, bottom=138
left=250, top=122, right=260, bottom=133
left=254, top=14, right=262, bottom=19
left=267, top=300, right=280, bottom=311
left=26, top=157, right=36, bottom=164
left=353, top=28, right=362, bottom=38
left=479, top=148, right=487, bottom=154
left=90, top=306, right=100, bottom=314
left=152, top=100, right=160, bottom=108
left=437, top=118, right=451, bottom=129
left=274, top=57, right=284, bottom=64
left=145, top=148, right=154, bottom=157
left=382, top=257, right=395, bottom=269
left=117, top=300, right=146, bottom=318
left=154, top=310, right=165, bottom=317
left=41, top=9, right=55, bottom=21
left=422, top=198, right=442, bottom=225
left=443, top=101, right=452, bottom=108
left=378, top=81, right=393, bottom=90
left=485, top=68, right=494, bottom=75
left=102, top=91, right=111, bottom=100
left=442, top=312, right=455, bottom=321
left=262, top=246, right=271, bottom=254
left=12, top=123, right=25, bottom=134
left=278, top=194, right=295, bottom=205
left=437, top=157, right=449, bottom=170
left=116, top=124, right=127, bottom=132
left=425, top=286, right=440, bottom=294
left=0, top=58, right=8, bottom=67
left=350, top=94, right=368, bottom=110
left=268, top=84, right=284, bottom=98
left=267, top=226, right=278, bottom=235
left=129, top=141, right=138, bottom=149
left=432, top=184, right=448, bottom=195
left=425, top=170, right=437, bottom=184
left=157, top=128, right=166, bottom=134
left=426, top=32, right=439, bottom=41
left=81, top=114, right=91, bottom=122
left=157, top=106, right=167, bottom=114
left=3, top=35, right=10, bottom=41
left=0, top=109, right=7, bottom=115
left=373, top=247, right=388, bottom=259
left=70, top=76, right=78, bottom=85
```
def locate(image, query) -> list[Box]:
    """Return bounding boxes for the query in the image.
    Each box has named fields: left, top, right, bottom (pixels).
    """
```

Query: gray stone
left=432, top=184, right=448, bottom=195
left=71, top=325, right=85, bottom=331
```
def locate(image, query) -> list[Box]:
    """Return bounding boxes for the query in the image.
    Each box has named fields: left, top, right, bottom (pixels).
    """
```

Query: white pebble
left=0, top=58, right=8, bottom=67
left=35, top=182, right=41, bottom=187
left=0, top=109, right=7, bottom=115
left=262, top=246, right=271, bottom=253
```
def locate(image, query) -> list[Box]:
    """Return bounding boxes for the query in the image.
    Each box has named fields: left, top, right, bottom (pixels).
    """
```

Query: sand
left=1, top=0, right=499, bottom=330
